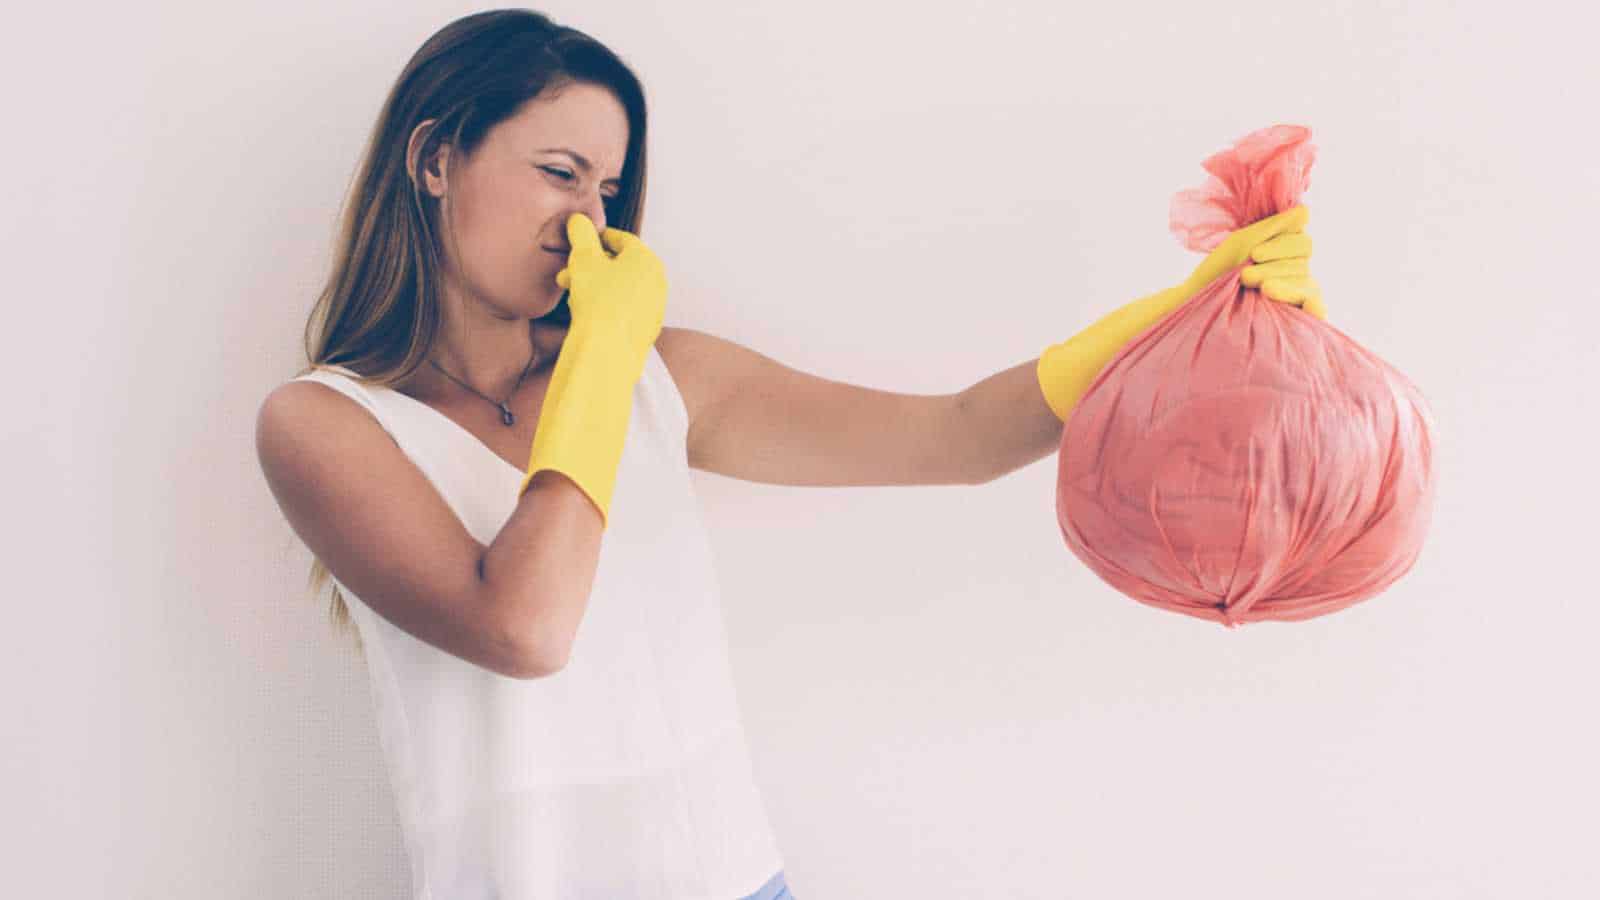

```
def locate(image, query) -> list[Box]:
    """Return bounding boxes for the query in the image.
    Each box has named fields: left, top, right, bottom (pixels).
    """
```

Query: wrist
left=1036, top=283, right=1189, bottom=422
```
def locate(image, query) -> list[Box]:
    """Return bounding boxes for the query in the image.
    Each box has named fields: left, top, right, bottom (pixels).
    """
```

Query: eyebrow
left=537, top=147, right=622, bottom=185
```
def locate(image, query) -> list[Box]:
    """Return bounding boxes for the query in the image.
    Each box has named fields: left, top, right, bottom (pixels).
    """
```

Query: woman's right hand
left=554, top=213, right=667, bottom=358
left=519, top=213, right=669, bottom=518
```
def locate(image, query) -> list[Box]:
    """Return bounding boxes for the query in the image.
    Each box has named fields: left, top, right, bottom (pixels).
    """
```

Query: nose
left=569, top=196, right=607, bottom=235
left=547, top=198, right=610, bottom=252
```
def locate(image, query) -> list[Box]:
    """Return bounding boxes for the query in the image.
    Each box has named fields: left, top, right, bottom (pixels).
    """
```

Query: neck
left=419, top=319, right=556, bottom=402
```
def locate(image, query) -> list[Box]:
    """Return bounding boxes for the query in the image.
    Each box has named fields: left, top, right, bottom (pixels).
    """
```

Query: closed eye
left=541, top=166, right=621, bottom=202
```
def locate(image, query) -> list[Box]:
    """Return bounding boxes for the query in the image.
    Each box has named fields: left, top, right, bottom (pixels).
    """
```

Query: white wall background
left=5, top=0, right=1596, bottom=897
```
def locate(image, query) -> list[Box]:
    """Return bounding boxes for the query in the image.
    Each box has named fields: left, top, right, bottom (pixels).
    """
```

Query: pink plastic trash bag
left=1054, top=124, right=1437, bottom=628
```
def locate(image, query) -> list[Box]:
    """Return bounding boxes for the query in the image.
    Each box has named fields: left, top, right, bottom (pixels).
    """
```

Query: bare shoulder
left=253, top=378, right=400, bottom=541
left=654, top=326, right=718, bottom=426
left=255, top=378, right=391, bottom=468
left=653, top=325, right=748, bottom=438
left=257, top=379, right=346, bottom=455
left=654, top=325, right=803, bottom=472
left=254, top=377, right=415, bottom=539
left=655, top=326, right=754, bottom=469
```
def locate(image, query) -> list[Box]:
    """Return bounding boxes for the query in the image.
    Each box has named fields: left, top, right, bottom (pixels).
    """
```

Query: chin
left=530, top=292, right=569, bottom=321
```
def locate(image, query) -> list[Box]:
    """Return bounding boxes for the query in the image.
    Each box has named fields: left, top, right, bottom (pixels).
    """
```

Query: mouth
left=540, top=245, right=569, bottom=255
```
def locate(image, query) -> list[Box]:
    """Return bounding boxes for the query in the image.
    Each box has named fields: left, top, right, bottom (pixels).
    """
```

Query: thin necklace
left=427, top=343, right=541, bottom=427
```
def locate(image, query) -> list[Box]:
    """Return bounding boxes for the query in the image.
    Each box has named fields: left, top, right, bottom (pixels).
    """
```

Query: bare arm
left=950, top=356, right=1065, bottom=484
left=257, top=382, right=568, bottom=679
left=655, top=326, right=1061, bottom=488
left=478, top=468, right=605, bottom=673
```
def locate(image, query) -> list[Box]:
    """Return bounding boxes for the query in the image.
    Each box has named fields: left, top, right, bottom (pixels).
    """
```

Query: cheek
left=456, top=187, right=546, bottom=265
left=450, top=213, right=542, bottom=296
left=455, top=169, right=551, bottom=234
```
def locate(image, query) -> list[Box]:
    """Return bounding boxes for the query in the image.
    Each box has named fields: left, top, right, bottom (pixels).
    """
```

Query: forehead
left=503, top=82, right=629, bottom=171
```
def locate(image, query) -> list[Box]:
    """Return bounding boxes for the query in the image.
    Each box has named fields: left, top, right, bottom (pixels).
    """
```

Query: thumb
left=1183, top=204, right=1310, bottom=294
left=565, top=213, right=603, bottom=259
left=555, top=267, right=570, bottom=290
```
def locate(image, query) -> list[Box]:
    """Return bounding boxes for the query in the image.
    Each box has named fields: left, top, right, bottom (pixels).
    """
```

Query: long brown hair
left=294, top=9, right=650, bottom=649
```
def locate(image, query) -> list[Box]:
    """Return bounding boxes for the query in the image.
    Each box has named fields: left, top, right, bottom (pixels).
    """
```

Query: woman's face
left=411, top=81, right=630, bottom=318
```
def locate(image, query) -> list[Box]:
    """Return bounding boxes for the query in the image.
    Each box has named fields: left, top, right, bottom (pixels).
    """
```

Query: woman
left=255, top=9, right=1322, bottom=899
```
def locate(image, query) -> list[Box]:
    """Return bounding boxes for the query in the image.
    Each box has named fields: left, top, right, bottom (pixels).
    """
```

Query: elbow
left=489, top=605, right=570, bottom=680
left=514, top=630, right=572, bottom=680
left=517, top=660, right=564, bottom=681
left=964, top=458, right=999, bottom=487
left=514, top=652, right=564, bottom=681
left=483, top=570, right=573, bottom=680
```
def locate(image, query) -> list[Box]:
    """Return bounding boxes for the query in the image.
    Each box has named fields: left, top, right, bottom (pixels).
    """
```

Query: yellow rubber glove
left=518, top=213, right=668, bottom=527
left=1035, top=204, right=1326, bottom=423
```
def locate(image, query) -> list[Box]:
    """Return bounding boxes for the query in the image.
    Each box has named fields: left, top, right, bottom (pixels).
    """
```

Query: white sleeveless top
left=289, top=349, right=784, bottom=900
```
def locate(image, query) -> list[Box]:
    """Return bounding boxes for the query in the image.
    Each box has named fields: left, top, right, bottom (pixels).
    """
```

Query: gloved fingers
left=565, top=213, right=605, bottom=260
left=1241, top=257, right=1308, bottom=288
left=1184, top=205, right=1310, bottom=295
left=1228, top=205, right=1309, bottom=257
left=1300, top=292, right=1330, bottom=321
left=601, top=227, right=640, bottom=256
left=1250, top=231, right=1312, bottom=263
left=556, top=267, right=570, bottom=290
left=1259, top=275, right=1322, bottom=307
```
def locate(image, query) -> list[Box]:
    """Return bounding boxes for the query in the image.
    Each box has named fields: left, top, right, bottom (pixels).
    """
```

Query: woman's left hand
left=1035, top=204, right=1329, bottom=422
left=1189, top=204, right=1328, bottom=320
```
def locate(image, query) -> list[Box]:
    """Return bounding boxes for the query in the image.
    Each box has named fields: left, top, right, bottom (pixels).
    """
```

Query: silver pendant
left=499, top=404, right=515, bottom=426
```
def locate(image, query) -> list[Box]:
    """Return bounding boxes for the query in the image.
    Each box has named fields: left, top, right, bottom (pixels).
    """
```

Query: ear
left=405, top=119, right=450, bottom=199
